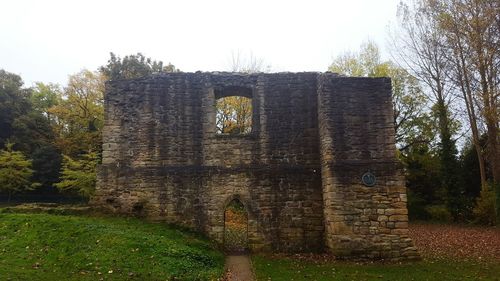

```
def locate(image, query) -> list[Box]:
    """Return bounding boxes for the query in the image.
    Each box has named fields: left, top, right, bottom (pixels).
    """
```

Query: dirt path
left=225, top=255, right=255, bottom=281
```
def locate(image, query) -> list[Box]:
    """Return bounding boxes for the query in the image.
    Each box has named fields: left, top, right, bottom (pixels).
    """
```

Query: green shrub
left=473, top=187, right=497, bottom=225
left=425, top=205, right=452, bottom=222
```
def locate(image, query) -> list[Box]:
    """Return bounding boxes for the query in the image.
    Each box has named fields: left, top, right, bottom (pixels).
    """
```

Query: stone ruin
left=92, top=72, right=419, bottom=260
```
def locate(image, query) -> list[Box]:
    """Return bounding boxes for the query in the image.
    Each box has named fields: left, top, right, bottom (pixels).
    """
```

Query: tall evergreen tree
left=0, top=70, right=30, bottom=149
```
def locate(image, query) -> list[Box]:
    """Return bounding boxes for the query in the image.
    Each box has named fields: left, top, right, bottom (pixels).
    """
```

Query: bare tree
left=432, top=0, right=500, bottom=186
left=391, top=0, right=469, bottom=218
left=228, top=50, right=271, bottom=73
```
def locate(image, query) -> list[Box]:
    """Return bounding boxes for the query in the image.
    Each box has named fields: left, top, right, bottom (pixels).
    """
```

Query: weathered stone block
left=385, top=208, right=408, bottom=215
left=377, top=215, right=388, bottom=222
left=389, top=215, right=408, bottom=222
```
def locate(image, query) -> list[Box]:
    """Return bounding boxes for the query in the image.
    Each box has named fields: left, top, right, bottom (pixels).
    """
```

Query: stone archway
left=223, top=198, right=249, bottom=254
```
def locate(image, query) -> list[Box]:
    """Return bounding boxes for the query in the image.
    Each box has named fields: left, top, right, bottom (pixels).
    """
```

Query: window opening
left=216, top=96, right=252, bottom=135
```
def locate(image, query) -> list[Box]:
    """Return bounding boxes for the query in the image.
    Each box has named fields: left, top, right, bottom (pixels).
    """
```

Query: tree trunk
left=459, top=74, right=488, bottom=191
left=452, top=32, right=489, bottom=191
left=486, top=120, right=500, bottom=182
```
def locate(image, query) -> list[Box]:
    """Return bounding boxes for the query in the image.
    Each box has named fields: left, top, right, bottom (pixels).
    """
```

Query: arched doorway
left=224, top=198, right=249, bottom=254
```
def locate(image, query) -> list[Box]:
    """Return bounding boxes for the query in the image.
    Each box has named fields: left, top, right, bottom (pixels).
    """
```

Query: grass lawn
left=252, top=255, right=500, bottom=281
left=0, top=212, right=224, bottom=280
left=253, top=223, right=500, bottom=281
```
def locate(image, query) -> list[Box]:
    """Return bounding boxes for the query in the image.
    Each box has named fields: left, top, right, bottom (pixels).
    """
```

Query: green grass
left=252, top=255, right=500, bottom=281
left=0, top=212, right=224, bottom=280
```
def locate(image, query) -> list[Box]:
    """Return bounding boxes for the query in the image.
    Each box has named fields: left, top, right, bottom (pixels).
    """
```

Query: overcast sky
left=1, top=0, right=401, bottom=86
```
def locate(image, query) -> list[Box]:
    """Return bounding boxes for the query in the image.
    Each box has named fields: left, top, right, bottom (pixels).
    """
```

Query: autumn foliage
left=409, top=223, right=500, bottom=262
left=224, top=200, right=248, bottom=253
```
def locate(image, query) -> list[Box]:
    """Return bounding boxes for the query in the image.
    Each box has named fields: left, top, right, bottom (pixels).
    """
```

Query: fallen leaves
left=224, top=208, right=248, bottom=253
left=409, top=223, right=500, bottom=262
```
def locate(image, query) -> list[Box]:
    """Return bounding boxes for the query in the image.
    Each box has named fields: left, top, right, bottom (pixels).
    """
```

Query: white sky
left=0, top=0, right=400, bottom=86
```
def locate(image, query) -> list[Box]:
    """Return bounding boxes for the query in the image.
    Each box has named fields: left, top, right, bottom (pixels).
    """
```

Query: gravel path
left=225, top=255, right=255, bottom=281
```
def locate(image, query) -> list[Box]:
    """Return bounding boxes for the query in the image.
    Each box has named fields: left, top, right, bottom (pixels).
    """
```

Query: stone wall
left=93, top=72, right=417, bottom=259
left=318, top=75, right=418, bottom=259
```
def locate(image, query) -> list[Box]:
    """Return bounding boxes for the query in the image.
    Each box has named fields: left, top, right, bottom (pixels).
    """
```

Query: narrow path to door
left=224, top=255, right=255, bottom=281
left=224, top=198, right=248, bottom=253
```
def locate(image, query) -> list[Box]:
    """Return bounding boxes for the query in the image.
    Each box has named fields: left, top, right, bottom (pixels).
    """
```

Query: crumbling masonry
left=92, top=72, right=419, bottom=260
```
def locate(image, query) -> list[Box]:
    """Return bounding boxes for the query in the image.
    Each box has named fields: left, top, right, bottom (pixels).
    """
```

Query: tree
left=31, top=145, right=62, bottom=192
left=10, top=111, right=55, bottom=154
left=0, top=70, right=64, bottom=201
left=393, top=0, right=464, bottom=220
left=216, top=96, right=252, bottom=135
left=0, top=70, right=31, bottom=149
left=49, top=70, right=105, bottom=157
left=422, top=0, right=500, bottom=222
left=229, top=50, right=271, bottom=73
left=0, top=143, right=38, bottom=202
left=55, top=151, right=98, bottom=199
left=403, top=143, right=443, bottom=219
left=30, top=82, right=61, bottom=125
left=100, top=52, right=178, bottom=80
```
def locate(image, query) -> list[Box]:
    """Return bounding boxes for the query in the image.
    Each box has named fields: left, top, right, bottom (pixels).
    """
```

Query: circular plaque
left=362, top=171, right=376, bottom=187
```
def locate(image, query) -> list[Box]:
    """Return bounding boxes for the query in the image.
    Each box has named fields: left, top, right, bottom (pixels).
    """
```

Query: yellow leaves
left=47, top=69, right=104, bottom=156
left=216, top=96, right=252, bottom=135
left=0, top=144, right=35, bottom=195
left=329, top=40, right=382, bottom=77
left=55, top=152, right=97, bottom=198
